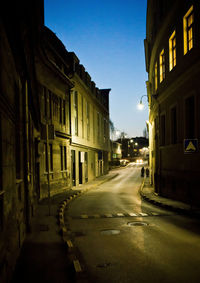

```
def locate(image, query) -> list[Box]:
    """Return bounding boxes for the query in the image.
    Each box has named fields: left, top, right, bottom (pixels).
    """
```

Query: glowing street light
left=138, top=95, right=148, bottom=110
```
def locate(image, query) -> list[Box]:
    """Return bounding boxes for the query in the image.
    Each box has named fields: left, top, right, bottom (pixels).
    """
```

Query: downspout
left=23, top=80, right=30, bottom=232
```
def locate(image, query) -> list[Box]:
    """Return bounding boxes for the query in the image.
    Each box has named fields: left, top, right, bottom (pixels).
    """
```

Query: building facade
left=35, top=26, right=74, bottom=199
left=0, top=1, right=111, bottom=281
left=145, top=0, right=200, bottom=205
left=68, top=52, right=110, bottom=186
left=0, top=1, right=43, bottom=281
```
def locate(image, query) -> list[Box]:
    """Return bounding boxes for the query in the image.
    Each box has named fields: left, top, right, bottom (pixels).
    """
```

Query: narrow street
left=65, top=164, right=200, bottom=283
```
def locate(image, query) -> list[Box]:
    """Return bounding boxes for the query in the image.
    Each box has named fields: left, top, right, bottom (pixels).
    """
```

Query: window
left=103, top=119, right=107, bottom=143
left=49, top=90, right=52, bottom=119
left=64, top=146, right=67, bottom=170
left=97, top=112, right=100, bottom=141
left=60, top=146, right=63, bottom=171
left=74, top=91, right=78, bottom=135
left=159, top=49, right=165, bottom=82
left=183, top=6, right=194, bottom=55
left=160, top=114, right=166, bottom=145
left=60, top=145, right=67, bottom=171
left=154, top=62, right=158, bottom=90
left=44, top=143, right=48, bottom=172
left=185, top=96, right=195, bottom=138
left=171, top=107, right=177, bottom=144
left=81, top=95, right=84, bottom=138
left=86, top=101, right=90, bottom=140
left=169, top=31, right=176, bottom=71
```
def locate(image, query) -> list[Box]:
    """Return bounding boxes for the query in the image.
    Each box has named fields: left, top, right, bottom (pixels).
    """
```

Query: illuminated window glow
left=183, top=6, right=194, bottom=55
left=159, top=49, right=165, bottom=82
left=169, top=31, right=176, bottom=71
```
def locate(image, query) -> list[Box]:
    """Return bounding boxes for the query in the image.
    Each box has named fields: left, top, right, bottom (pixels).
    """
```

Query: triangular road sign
left=186, top=141, right=196, bottom=151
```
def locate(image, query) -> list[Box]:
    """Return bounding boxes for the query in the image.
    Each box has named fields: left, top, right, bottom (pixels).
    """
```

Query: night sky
left=44, top=0, right=148, bottom=137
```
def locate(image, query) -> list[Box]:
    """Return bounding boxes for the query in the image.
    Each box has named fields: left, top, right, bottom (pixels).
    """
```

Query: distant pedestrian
left=141, top=167, right=144, bottom=177
left=146, top=168, right=149, bottom=177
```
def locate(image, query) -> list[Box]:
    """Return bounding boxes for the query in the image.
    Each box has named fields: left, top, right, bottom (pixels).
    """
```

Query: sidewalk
left=140, top=177, right=200, bottom=217
left=11, top=171, right=118, bottom=283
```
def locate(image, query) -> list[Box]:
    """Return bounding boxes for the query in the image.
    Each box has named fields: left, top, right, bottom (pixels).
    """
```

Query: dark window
left=44, top=143, right=48, bottom=172
left=185, top=96, right=195, bottom=138
left=160, top=114, right=166, bottom=145
left=171, top=107, right=177, bottom=144
left=44, top=87, right=47, bottom=118
left=49, top=90, right=52, bottom=119
left=60, top=146, right=63, bottom=171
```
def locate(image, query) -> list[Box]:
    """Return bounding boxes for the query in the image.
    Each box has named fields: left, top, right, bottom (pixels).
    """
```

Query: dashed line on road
left=71, top=212, right=167, bottom=219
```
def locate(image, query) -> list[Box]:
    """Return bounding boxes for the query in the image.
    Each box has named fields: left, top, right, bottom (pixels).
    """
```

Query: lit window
left=159, top=49, right=165, bottom=82
left=183, top=6, right=194, bottom=55
left=154, top=62, right=158, bottom=90
left=169, top=31, right=176, bottom=71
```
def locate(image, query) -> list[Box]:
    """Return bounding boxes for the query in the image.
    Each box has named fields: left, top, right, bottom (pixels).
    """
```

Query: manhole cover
left=101, top=229, right=120, bottom=235
left=127, top=221, right=148, bottom=226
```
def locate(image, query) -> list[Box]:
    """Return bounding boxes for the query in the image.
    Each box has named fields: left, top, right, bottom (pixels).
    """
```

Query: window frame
left=159, top=49, right=165, bottom=83
left=169, top=30, right=176, bottom=71
left=183, top=6, right=194, bottom=55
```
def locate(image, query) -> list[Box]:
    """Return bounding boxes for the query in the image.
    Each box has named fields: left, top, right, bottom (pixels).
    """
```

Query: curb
left=57, top=173, right=118, bottom=278
left=140, top=180, right=200, bottom=218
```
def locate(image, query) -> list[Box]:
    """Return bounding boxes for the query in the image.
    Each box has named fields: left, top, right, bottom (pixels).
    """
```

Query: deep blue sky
left=44, top=0, right=148, bottom=137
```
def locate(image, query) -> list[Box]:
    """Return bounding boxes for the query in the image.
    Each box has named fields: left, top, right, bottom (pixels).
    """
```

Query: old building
left=145, top=0, right=200, bottom=205
left=68, top=52, right=110, bottom=186
left=0, top=1, right=43, bottom=281
left=35, top=26, right=74, bottom=199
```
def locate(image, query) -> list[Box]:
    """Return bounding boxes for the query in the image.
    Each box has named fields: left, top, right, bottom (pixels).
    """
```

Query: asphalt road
left=65, top=164, right=200, bottom=283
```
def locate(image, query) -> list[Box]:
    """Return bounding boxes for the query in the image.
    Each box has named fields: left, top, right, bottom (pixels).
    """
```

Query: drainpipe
left=23, top=80, right=30, bottom=232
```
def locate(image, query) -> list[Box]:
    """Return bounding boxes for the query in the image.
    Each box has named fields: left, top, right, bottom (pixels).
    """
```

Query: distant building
left=68, top=52, right=110, bottom=185
left=109, top=141, right=122, bottom=166
left=116, top=137, right=148, bottom=159
left=145, top=0, right=200, bottom=205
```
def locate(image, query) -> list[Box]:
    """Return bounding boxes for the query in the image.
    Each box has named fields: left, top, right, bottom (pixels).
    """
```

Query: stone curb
left=139, top=180, right=200, bottom=218
left=57, top=173, right=118, bottom=277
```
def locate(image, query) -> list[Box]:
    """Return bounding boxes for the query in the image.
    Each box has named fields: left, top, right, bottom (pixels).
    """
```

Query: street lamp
left=138, top=95, right=148, bottom=110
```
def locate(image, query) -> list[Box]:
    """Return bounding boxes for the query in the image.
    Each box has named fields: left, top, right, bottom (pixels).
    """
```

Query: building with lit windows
left=68, top=52, right=110, bottom=186
left=145, top=0, right=200, bottom=205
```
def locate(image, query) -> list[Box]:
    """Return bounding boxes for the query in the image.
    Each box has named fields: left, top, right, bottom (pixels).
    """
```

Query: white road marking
left=139, top=212, right=148, bottom=216
left=117, top=213, right=124, bottom=217
left=129, top=213, right=138, bottom=217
